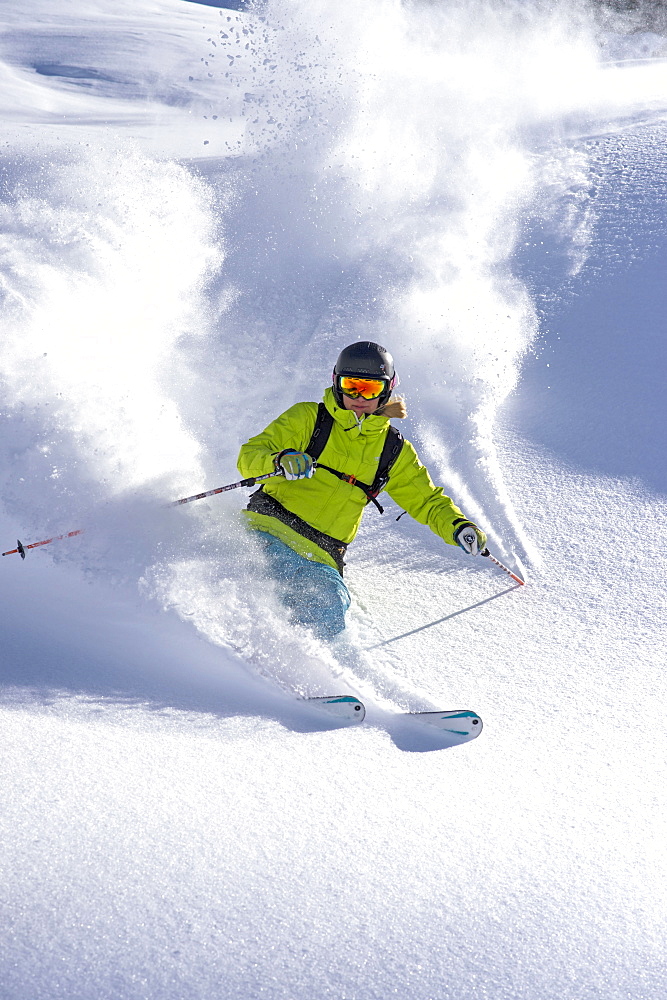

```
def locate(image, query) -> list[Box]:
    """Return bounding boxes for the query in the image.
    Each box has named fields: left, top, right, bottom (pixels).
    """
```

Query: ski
left=302, top=695, right=366, bottom=723
left=402, top=709, right=483, bottom=743
left=301, top=699, right=480, bottom=742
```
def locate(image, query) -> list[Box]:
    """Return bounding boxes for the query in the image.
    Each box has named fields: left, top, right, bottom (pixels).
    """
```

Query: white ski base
left=304, top=695, right=366, bottom=723
left=404, top=710, right=483, bottom=743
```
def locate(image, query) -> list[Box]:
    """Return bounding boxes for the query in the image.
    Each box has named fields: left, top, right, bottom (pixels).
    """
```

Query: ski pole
left=164, top=469, right=282, bottom=508
left=481, top=548, right=525, bottom=586
left=1, top=471, right=283, bottom=559
left=2, top=530, right=84, bottom=560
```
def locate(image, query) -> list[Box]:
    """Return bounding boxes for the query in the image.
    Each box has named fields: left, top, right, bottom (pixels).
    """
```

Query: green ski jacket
left=237, top=387, right=467, bottom=571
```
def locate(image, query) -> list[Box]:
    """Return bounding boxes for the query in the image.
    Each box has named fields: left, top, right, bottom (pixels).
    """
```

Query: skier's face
left=342, top=393, right=380, bottom=416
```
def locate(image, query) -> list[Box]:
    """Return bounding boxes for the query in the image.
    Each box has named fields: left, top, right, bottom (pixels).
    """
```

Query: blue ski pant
left=254, top=531, right=351, bottom=641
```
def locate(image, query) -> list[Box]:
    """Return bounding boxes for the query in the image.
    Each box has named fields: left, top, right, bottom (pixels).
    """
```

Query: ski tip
left=303, top=695, right=366, bottom=724
left=406, top=709, right=483, bottom=742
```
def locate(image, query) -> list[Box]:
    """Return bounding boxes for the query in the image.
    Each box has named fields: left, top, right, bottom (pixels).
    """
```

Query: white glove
left=453, top=520, right=487, bottom=556
left=276, top=449, right=315, bottom=481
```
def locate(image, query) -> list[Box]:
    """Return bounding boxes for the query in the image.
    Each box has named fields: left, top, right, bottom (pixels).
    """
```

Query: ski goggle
left=337, top=375, right=389, bottom=400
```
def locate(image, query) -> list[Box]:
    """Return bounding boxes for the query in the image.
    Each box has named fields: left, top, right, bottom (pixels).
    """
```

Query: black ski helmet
left=332, top=342, right=397, bottom=407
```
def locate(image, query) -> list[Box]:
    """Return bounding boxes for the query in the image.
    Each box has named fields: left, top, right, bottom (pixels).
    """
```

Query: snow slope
left=1, top=1, right=666, bottom=998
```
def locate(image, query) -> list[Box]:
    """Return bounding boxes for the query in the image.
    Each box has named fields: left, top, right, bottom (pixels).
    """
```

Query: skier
left=237, top=342, right=487, bottom=640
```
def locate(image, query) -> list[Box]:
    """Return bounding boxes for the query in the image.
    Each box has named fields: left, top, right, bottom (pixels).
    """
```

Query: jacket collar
left=322, top=387, right=388, bottom=438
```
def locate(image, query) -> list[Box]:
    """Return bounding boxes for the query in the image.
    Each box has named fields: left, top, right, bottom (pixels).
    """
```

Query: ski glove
left=275, top=449, right=315, bottom=481
left=453, top=519, right=487, bottom=556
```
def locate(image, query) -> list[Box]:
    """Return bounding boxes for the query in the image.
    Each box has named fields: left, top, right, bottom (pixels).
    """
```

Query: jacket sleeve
left=237, top=402, right=319, bottom=479
left=385, top=440, right=467, bottom=548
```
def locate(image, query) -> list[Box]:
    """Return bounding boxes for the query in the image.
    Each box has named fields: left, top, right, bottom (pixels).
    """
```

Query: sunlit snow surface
left=1, top=1, right=666, bottom=997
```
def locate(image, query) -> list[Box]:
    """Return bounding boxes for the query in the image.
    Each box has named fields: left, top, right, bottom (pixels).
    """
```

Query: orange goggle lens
left=338, top=376, right=387, bottom=400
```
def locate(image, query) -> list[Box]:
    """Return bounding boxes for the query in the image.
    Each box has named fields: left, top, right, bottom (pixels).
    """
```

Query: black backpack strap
left=305, top=402, right=333, bottom=461
left=316, top=424, right=404, bottom=514
left=370, top=426, right=403, bottom=499
left=272, top=400, right=404, bottom=514
left=315, top=464, right=383, bottom=511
